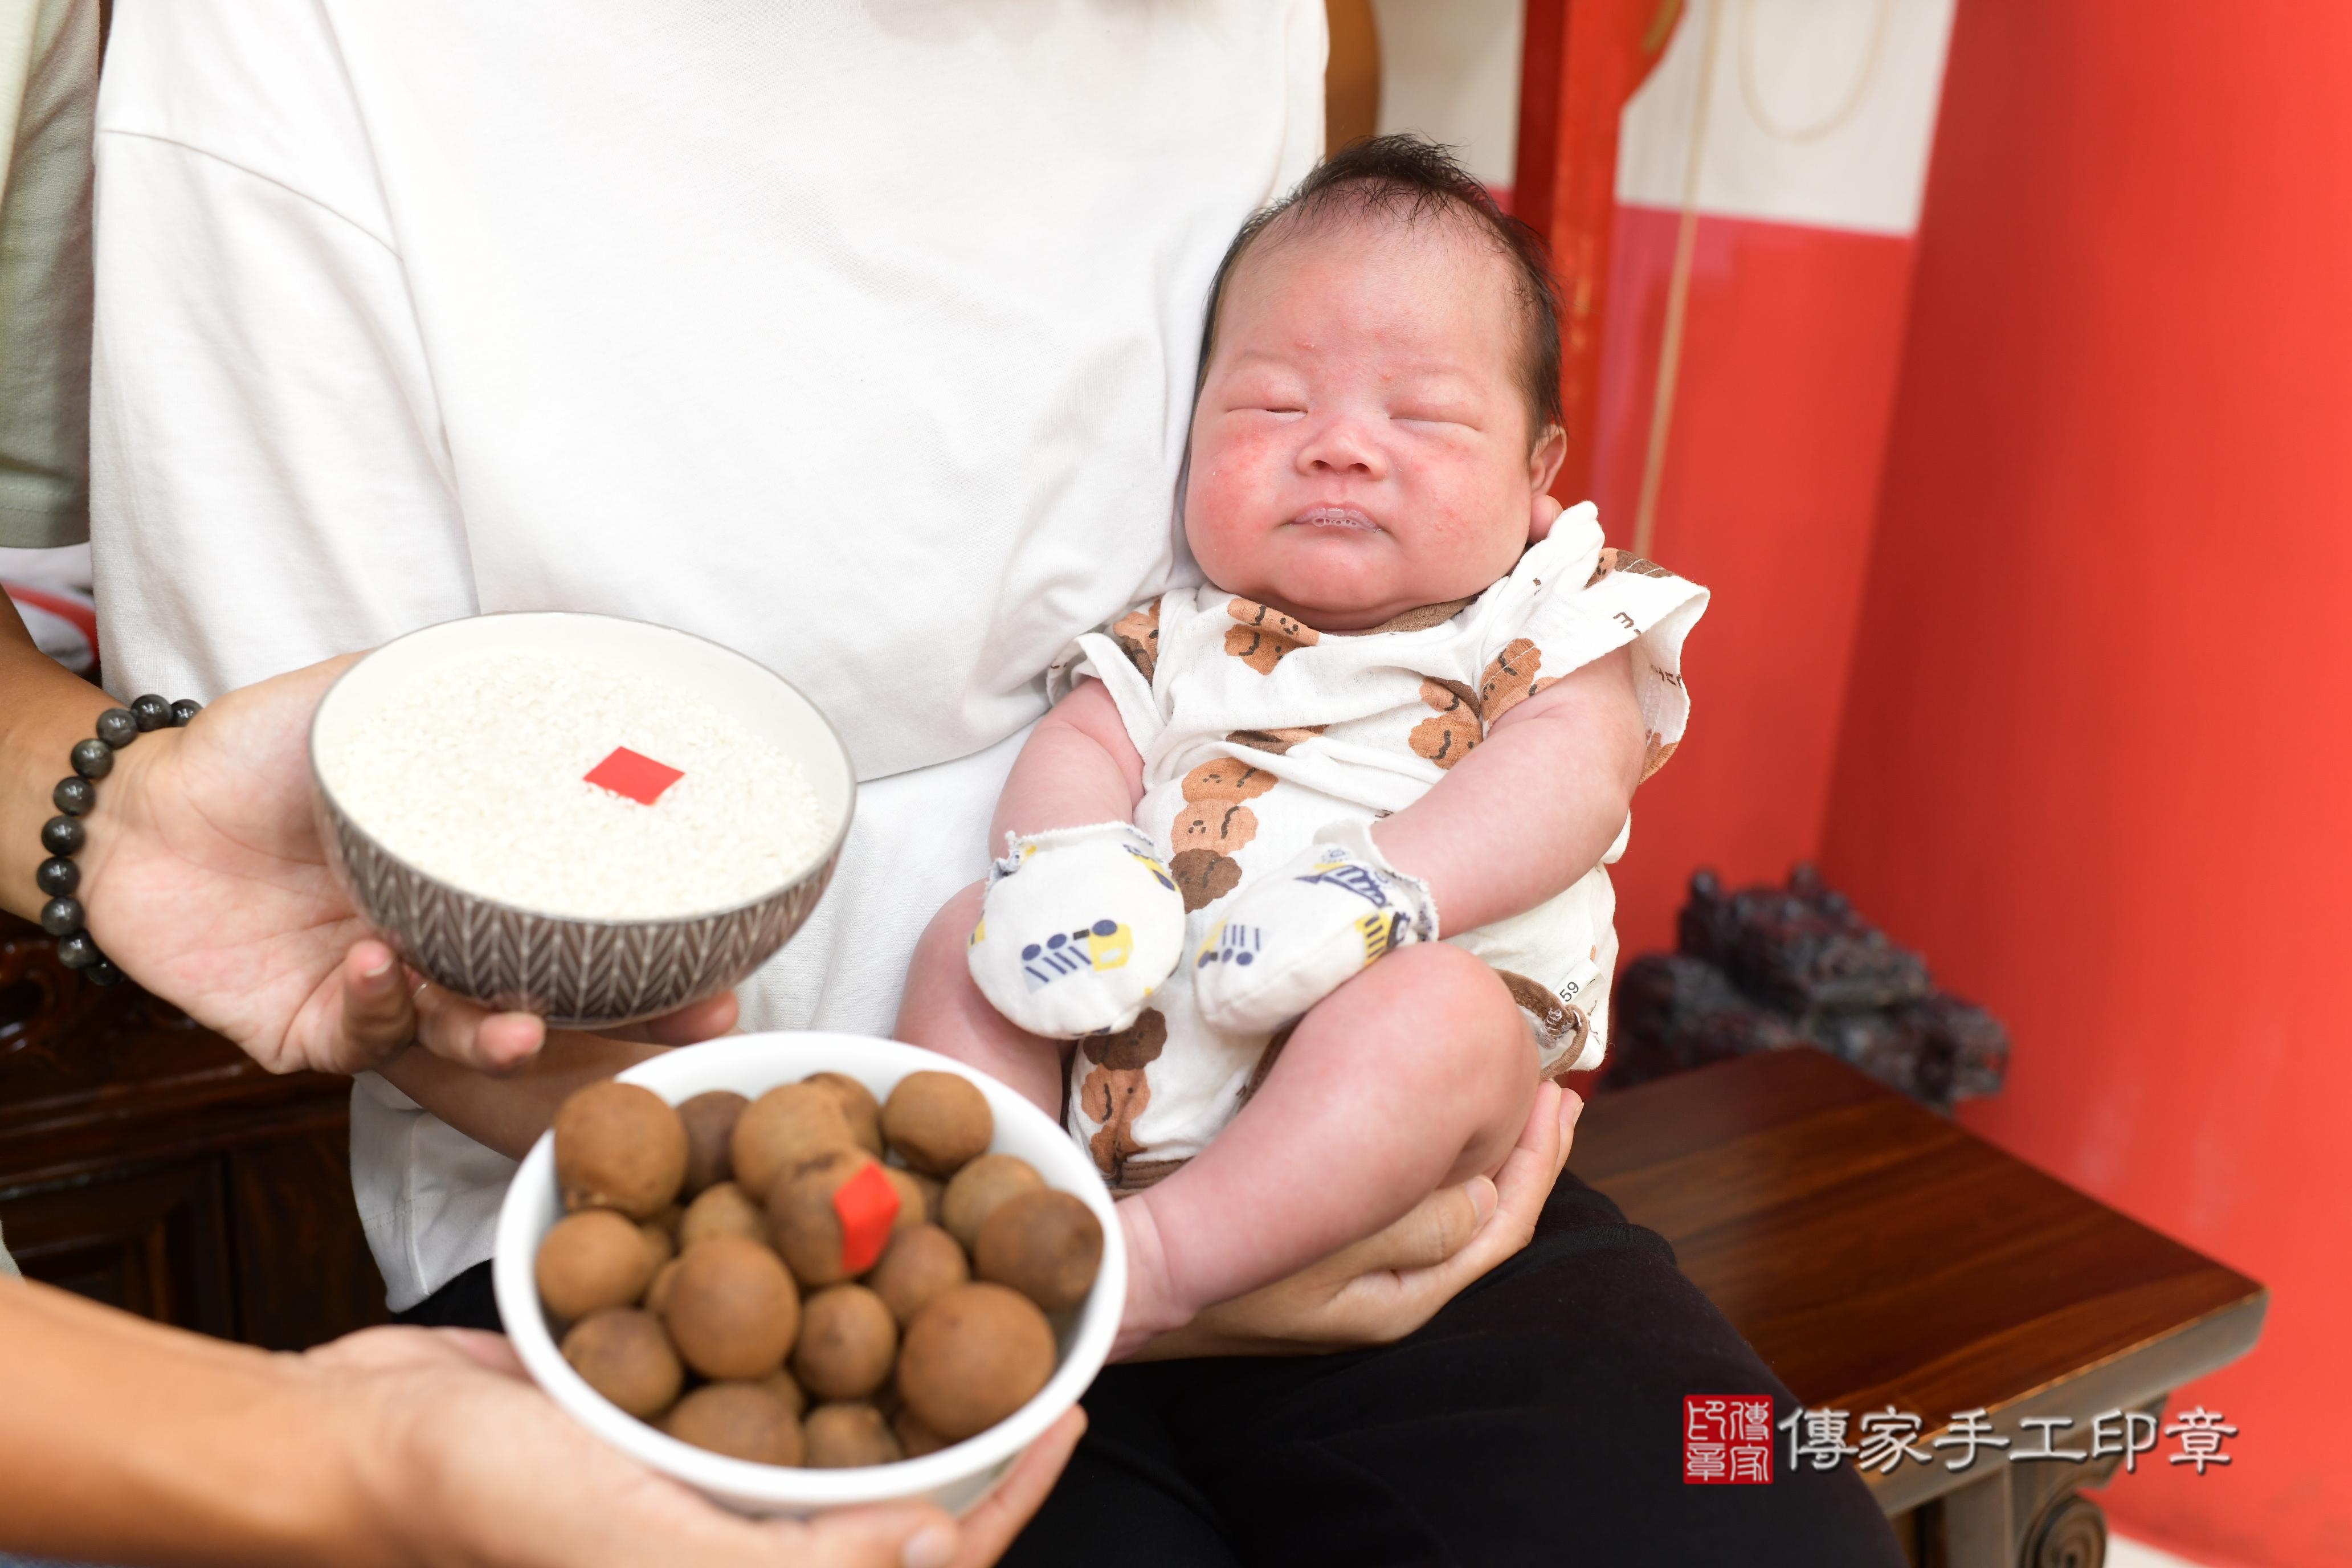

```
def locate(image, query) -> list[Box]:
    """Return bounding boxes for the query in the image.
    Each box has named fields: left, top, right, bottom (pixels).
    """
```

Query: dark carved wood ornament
left=1, top=910, right=386, bottom=1347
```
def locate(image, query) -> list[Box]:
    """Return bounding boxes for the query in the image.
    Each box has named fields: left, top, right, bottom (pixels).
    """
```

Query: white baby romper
left=1043, top=504, right=1709, bottom=1190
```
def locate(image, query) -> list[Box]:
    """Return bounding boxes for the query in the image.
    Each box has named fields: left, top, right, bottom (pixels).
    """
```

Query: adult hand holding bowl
left=495, top=1035, right=1125, bottom=1517
left=309, top=611, right=856, bottom=1028
left=36, top=651, right=714, bottom=1077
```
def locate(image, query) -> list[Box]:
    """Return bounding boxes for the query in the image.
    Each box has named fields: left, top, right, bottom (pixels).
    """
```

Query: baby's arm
left=1374, top=644, right=1645, bottom=930
left=989, top=677, right=1145, bottom=844
left=897, top=679, right=1159, bottom=1112
left=1188, top=646, right=1643, bottom=1037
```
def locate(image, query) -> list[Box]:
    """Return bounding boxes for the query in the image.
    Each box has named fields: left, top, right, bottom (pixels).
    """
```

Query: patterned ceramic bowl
left=493, top=1034, right=1124, bottom=1517
left=309, top=612, right=855, bottom=1026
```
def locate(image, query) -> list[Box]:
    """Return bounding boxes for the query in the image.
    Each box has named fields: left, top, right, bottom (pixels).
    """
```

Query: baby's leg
left=1120, top=942, right=1537, bottom=1346
left=895, top=881, right=1065, bottom=1118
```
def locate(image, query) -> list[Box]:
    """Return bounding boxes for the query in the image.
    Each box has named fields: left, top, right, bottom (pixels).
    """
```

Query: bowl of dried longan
left=492, top=1033, right=1124, bottom=1516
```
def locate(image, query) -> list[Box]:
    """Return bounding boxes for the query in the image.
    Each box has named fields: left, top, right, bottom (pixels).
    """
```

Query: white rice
left=321, top=651, right=836, bottom=919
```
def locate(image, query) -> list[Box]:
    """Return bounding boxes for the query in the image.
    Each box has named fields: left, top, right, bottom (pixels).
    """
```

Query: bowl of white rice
left=311, top=612, right=853, bottom=1026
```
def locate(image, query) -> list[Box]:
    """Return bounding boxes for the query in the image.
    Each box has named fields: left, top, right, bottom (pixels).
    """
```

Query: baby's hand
left=966, top=822, right=1187, bottom=1038
left=1191, top=819, right=1438, bottom=1035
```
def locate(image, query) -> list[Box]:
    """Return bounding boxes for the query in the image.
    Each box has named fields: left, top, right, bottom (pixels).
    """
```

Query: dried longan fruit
left=650, top=1202, right=684, bottom=1241
left=974, top=1189, right=1104, bottom=1313
left=802, top=1402, right=904, bottom=1468
left=536, top=1208, right=662, bottom=1322
left=867, top=1224, right=969, bottom=1328
left=880, top=1166, right=930, bottom=1233
left=875, top=1161, right=933, bottom=1235
left=940, top=1153, right=1046, bottom=1250
left=639, top=1219, right=675, bottom=1274
left=771, top=1145, right=871, bottom=1202
left=896, top=1283, right=1056, bottom=1441
left=881, top=1072, right=993, bottom=1177
left=894, top=1408, right=953, bottom=1459
left=769, top=1151, right=907, bottom=1288
left=680, top=1181, right=769, bottom=1251
left=805, top=1071, right=884, bottom=1158
left=555, top=1081, right=689, bottom=1219
left=646, top=1256, right=682, bottom=1315
left=660, top=1382, right=804, bottom=1466
left=908, top=1171, right=945, bottom=1226
left=677, top=1090, right=750, bottom=1197
left=561, top=1308, right=681, bottom=1420
left=793, top=1284, right=899, bottom=1401
left=760, top=1366, right=808, bottom=1420
left=662, top=1234, right=801, bottom=1381
left=732, top=1083, right=855, bottom=1198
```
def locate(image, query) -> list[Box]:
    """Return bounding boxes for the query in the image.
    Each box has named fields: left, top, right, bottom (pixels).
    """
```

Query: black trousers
left=407, top=1178, right=1902, bottom=1567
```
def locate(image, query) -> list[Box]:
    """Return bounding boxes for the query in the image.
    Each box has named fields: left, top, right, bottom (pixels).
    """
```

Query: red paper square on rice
left=585, top=746, right=685, bottom=805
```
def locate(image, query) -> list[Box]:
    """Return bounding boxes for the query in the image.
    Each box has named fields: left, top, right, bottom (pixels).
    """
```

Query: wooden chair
left=1574, top=1047, right=2265, bottom=1567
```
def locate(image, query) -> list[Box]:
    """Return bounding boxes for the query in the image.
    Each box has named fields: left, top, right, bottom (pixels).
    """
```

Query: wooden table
left=1569, top=1047, right=2266, bottom=1568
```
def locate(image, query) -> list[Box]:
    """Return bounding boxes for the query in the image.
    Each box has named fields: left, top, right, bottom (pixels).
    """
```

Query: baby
left=896, top=137, right=1706, bottom=1353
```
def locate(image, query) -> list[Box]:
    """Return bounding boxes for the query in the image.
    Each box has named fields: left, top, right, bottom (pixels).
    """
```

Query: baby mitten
left=967, top=822, right=1187, bottom=1038
left=1191, top=818, right=1438, bottom=1035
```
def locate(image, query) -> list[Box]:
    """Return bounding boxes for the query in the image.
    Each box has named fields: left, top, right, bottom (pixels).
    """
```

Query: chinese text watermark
left=1684, top=1398, right=2238, bottom=1484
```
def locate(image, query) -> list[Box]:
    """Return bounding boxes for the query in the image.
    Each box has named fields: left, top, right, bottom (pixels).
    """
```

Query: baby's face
left=1184, top=215, right=1565, bottom=632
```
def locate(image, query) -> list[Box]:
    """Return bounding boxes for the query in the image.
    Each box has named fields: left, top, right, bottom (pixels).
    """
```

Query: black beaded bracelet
left=37, top=693, right=202, bottom=987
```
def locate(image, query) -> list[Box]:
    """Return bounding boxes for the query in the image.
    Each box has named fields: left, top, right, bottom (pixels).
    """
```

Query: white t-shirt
left=89, top=0, right=1326, bottom=1309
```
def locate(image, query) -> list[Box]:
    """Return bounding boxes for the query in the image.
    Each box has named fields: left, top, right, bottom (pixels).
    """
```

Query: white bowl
left=493, top=1033, right=1124, bottom=1516
left=310, top=611, right=856, bottom=1026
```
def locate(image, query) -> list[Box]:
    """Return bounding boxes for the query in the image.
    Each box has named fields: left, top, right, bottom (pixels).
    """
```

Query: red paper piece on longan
left=831, top=1162, right=901, bottom=1275
left=770, top=1150, right=917, bottom=1288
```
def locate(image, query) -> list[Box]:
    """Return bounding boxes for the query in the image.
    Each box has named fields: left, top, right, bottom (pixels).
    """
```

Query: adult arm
left=1, top=599, right=117, bottom=911
left=1126, top=1079, right=1580, bottom=1358
left=0, top=1276, right=1080, bottom=1568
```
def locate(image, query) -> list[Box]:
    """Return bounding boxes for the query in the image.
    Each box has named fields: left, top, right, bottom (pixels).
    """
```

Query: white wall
left=1369, top=0, right=1955, bottom=233
left=1617, top=0, right=1956, bottom=235
left=1371, top=0, right=1524, bottom=189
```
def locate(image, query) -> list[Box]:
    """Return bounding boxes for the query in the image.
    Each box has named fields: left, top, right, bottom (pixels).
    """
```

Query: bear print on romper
left=1077, top=1008, right=1171, bottom=1189
left=1222, top=599, right=1319, bottom=673
left=1166, top=757, right=1276, bottom=913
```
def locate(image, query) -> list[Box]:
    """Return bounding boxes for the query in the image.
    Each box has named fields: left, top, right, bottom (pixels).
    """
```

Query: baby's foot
left=1110, top=1194, right=1199, bottom=1360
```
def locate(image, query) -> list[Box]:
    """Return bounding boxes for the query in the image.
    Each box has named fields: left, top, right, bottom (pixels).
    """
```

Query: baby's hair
left=1193, top=134, right=1565, bottom=447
